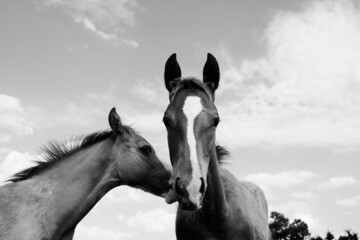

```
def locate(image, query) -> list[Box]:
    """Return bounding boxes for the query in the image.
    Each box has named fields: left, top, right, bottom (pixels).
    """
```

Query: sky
left=0, top=0, right=360, bottom=239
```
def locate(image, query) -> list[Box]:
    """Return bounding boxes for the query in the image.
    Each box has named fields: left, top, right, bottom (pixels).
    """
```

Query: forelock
left=169, top=78, right=214, bottom=102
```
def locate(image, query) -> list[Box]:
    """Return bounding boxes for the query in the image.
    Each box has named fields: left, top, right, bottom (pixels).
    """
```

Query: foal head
left=163, top=53, right=220, bottom=210
left=108, top=108, right=171, bottom=198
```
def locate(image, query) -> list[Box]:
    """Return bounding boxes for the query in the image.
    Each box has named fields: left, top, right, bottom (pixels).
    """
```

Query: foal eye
left=212, top=117, right=220, bottom=127
left=162, top=116, right=170, bottom=127
left=139, top=145, right=152, bottom=155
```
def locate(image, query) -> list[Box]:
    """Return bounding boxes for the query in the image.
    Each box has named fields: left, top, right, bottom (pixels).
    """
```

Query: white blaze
left=182, top=96, right=203, bottom=203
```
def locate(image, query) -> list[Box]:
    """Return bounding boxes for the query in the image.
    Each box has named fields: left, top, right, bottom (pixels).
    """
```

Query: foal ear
left=203, top=53, right=220, bottom=93
left=108, top=107, right=124, bottom=135
left=164, top=53, right=181, bottom=92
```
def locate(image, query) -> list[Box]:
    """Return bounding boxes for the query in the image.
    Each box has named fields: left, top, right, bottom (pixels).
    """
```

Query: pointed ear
left=164, top=53, right=181, bottom=92
left=203, top=53, right=220, bottom=93
left=108, top=107, right=123, bottom=135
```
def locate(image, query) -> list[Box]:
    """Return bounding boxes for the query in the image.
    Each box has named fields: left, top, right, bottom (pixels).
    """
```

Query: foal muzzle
left=171, top=177, right=206, bottom=211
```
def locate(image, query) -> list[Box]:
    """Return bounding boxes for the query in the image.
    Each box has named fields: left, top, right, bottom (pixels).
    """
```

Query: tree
left=289, top=219, right=310, bottom=240
left=311, top=231, right=335, bottom=240
left=270, top=212, right=290, bottom=240
left=269, top=211, right=359, bottom=240
left=269, top=211, right=310, bottom=240
left=338, top=230, right=358, bottom=240
left=311, top=236, right=323, bottom=240
left=324, top=231, right=335, bottom=240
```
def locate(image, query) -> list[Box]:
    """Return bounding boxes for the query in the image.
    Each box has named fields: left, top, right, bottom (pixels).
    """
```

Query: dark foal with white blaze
left=0, top=108, right=172, bottom=240
left=163, top=54, right=270, bottom=240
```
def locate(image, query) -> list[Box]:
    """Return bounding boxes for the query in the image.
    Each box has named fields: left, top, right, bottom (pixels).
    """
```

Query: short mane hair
left=8, top=126, right=135, bottom=182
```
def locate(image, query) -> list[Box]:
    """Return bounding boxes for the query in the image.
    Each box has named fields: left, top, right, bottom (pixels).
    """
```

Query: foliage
left=269, top=211, right=310, bottom=240
left=311, top=231, right=335, bottom=240
left=270, top=212, right=358, bottom=240
left=338, top=230, right=358, bottom=240
left=325, top=232, right=335, bottom=240
left=310, top=230, right=358, bottom=240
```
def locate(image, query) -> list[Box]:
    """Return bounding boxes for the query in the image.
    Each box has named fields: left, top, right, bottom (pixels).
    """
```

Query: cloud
left=0, top=151, right=35, bottom=184
left=127, top=208, right=176, bottom=233
left=216, top=0, right=360, bottom=149
left=271, top=200, right=323, bottom=235
left=122, top=39, right=139, bottom=49
left=68, top=43, right=89, bottom=52
left=74, top=224, right=132, bottom=240
left=293, top=213, right=322, bottom=234
left=54, top=100, right=106, bottom=128
left=244, top=170, right=317, bottom=190
left=291, top=192, right=318, bottom=201
left=336, top=194, right=360, bottom=207
left=104, top=186, right=157, bottom=203
left=117, top=213, right=125, bottom=222
left=85, top=82, right=119, bottom=101
left=130, top=77, right=168, bottom=105
left=0, top=94, right=34, bottom=142
left=37, top=0, right=140, bottom=44
left=0, top=148, right=11, bottom=156
left=318, top=176, right=358, bottom=189
left=76, top=17, right=117, bottom=41
left=27, top=84, right=170, bottom=163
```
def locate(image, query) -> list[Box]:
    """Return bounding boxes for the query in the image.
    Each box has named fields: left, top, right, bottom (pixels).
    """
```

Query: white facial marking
left=182, top=96, right=203, bottom=203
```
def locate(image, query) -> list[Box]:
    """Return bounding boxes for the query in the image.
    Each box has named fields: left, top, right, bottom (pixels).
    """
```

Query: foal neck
left=204, top=147, right=228, bottom=218
left=28, top=139, right=119, bottom=235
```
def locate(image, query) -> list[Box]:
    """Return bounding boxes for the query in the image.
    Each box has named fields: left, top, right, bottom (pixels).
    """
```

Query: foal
left=163, top=54, right=269, bottom=240
left=0, top=108, right=171, bottom=240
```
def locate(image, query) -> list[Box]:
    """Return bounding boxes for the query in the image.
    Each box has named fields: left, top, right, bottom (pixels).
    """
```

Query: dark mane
left=169, top=78, right=214, bottom=101
left=7, top=128, right=130, bottom=182
left=216, top=145, right=230, bottom=164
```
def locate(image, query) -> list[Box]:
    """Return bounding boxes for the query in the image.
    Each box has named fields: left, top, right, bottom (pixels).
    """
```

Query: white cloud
left=0, top=94, right=34, bottom=142
left=0, top=148, right=11, bottom=156
left=55, top=100, right=106, bottom=128
left=271, top=200, right=311, bottom=219
left=244, top=170, right=317, bottom=190
left=122, top=39, right=139, bottom=49
left=127, top=208, right=176, bottom=233
left=216, top=0, right=360, bottom=149
left=318, top=176, right=358, bottom=189
left=29, top=85, right=170, bottom=163
left=271, top=200, right=323, bottom=235
left=130, top=77, right=168, bottom=105
left=74, top=224, right=132, bottom=240
left=0, top=151, right=35, bottom=184
left=117, top=213, right=125, bottom=222
left=76, top=17, right=117, bottom=41
left=85, top=82, right=119, bottom=101
left=68, top=43, right=89, bottom=52
left=293, top=213, right=322, bottom=234
left=104, top=186, right=156, bottom=203
left=38, top=0, right=140, bottom=44
left=336, top=194, right=360, bottom=207
left=291, top=192, right=317, bottom=201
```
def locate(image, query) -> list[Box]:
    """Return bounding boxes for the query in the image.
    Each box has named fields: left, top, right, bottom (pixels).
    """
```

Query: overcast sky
left=1, top=0, right=359, bottom=239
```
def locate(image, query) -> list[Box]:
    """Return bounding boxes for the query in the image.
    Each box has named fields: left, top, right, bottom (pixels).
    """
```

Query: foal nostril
left=174, top=177, right=187, bottom=197
left=199, top=177, right=205, bottom=194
